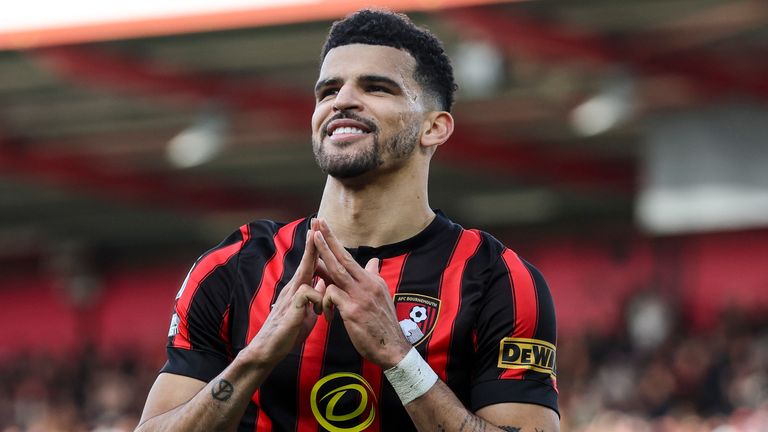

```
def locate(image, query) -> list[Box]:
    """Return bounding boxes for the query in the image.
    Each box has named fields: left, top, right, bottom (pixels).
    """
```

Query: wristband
left=383, top=347, right=438, bottom=405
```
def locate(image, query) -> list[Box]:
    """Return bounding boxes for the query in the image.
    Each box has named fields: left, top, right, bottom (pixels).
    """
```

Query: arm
left=136, top=356, right=271, bottom=432
left=312, top=219, right=559, bottom=431
left=136, top=230, right=325, bottom=432
left=407, top=382, right=559, bottom=432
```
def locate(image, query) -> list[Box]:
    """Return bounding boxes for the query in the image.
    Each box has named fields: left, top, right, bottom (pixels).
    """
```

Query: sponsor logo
left=310, top=373, right=376, bottom=432
left=497, top=337, right=556, bottom=376
left=168, top=313, right=180, bottom=337
left=393, top=293, right=440, bottom=346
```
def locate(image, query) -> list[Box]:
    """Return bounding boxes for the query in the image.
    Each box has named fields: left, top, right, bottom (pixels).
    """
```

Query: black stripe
left=315, top=309, right=364, bottom=431
left=230, top=220, right=283, bottom=352
left=524, top=259, right=558, bottom=381
left=380, top=224, right=460, bottom=431
left=444, top=232, right=496, bottom=405
left=255, top=219, right=309, bottom=432
left=186, top=240, right=243, bottom=355
left=229, top=219, right=282, bottom=429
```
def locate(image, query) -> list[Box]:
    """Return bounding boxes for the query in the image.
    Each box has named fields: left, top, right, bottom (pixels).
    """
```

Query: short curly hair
left=320, top=9, right=457, bottom=112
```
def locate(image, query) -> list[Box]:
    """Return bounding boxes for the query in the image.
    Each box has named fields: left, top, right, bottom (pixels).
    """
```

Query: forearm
left=405, top=380, right=499, bottom=432
left=407, top=380, right=560, bottom=432
left=135, top=351, right=272, bottom=432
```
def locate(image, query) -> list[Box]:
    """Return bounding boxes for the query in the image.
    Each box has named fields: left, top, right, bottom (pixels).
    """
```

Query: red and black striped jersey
left=162, top=211, right=558, bottom=431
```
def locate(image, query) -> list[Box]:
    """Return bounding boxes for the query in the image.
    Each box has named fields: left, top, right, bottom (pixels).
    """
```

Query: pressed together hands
left=251, top=218, right=412, bottom=371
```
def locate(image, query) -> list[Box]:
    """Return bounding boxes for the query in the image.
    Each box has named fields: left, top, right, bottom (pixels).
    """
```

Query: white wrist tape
left=383, top=347, right=438, bottom=405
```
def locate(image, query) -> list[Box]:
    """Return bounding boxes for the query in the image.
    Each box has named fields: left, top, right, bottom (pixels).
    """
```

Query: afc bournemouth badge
left=394, top=293, right=440, bottom=346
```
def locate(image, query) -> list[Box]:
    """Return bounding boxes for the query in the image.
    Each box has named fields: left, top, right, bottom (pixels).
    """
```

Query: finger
left=322, top=293, right=333, bottom=324
left=313, top=230, right=354, bottom=286
left=293, top=283, right=324, bottom=310
left=364, top=257, right=380, bottom=275
left=314, top=258, right=334, bottom=285
left=293, top=229, right=318, bottom=284
left=313, top=278, right=327, bottom=315
left=310, top=217, right=320, bottom=231
left=316, top=219, right=365, bottom=279
left=322, top=284, right=350, bottom=323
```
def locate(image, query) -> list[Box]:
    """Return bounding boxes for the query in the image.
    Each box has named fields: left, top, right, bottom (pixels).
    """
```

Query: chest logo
left=310, top=372, right=376, bottom=432
left=393, top=293, right=441, bottom=346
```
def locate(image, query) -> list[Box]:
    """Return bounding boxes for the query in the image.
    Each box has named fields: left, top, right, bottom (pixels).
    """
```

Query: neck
left=316, top=167, right=434, bottom=248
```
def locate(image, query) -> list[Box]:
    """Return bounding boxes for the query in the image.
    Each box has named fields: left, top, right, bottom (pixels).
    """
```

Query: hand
left=311, top=218, right=411, bottom=368
left=246, top=229, right=325, bottom=367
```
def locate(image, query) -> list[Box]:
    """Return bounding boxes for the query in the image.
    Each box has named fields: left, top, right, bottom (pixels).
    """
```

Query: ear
left=420, top=111, right=454, bottom=150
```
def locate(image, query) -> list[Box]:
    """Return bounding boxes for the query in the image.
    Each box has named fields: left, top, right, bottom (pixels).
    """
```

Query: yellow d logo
left=310, top=373, right=376, bottom=432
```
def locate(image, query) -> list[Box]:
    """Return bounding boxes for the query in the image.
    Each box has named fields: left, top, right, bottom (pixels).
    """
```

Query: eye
left=318, top=88, right=339, bottom=100
left=366, top=85, right=391, bottom=94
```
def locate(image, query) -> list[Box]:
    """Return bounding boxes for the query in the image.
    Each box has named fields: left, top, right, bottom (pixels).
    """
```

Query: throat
left=318, top=187, right=434, bottom=248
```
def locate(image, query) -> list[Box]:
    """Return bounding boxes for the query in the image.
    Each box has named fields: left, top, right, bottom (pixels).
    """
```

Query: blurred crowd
left=1, top=308, right=766, bottom=431
left=558, top=306, right=768, bottom=431
left=0, top=347, right=158, bottom=432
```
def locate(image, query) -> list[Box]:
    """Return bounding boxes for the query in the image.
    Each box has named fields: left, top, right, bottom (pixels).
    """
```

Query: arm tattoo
left=458, top=416, right=469, bottom=432
left=499, top=428, right=521, bottom=432
left=472, top=416, right=487, bottom=432
left=458, top=414, right=487, bottom=432
left=211, top=379, right=234, bottom=401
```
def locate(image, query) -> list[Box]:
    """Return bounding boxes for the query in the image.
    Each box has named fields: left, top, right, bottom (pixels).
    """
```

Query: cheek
left=311, top=105, right=327, bottom=134
left=397, top=112, right=411, bottom=130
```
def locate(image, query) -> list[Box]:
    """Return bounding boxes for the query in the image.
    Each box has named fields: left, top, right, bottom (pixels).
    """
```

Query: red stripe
left=249, top=220, right=301, bottom=430
left=500, top=248, right=539, bottom=379
left=296, top=316, right=330, bottom=432
left=253, top=390, right=272, bottom=432
left=427, top=230, right=482, bottom=381
left=359, top=253, right=408, bottom=432
left=173, top=224, right=250, bottom=350
left=246, top=219, right=302, bottom=343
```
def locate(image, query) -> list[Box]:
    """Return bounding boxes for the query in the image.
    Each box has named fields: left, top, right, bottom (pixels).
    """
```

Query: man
left=137, top=9, right=559, bottom=432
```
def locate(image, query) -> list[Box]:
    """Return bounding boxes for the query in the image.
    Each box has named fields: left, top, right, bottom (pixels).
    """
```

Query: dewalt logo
left=498, top=337, right=556, bottom=376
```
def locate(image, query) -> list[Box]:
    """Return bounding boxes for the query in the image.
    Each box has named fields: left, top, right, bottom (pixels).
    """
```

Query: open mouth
left=324, top=117, right=375, bottom=141
left=330, top=126, right=367, bottom=136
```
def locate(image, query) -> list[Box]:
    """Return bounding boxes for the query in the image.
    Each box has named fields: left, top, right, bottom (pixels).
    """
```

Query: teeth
left=332, top=126, right=366, bottom=135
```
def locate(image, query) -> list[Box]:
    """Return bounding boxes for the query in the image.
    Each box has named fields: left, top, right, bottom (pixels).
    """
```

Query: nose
left=332, top=83, right=362, bottom=112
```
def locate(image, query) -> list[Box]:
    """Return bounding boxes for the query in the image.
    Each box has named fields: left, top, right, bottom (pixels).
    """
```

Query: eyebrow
left=314, top=75, right=404, bottom=94
left=314, top=78, right=341, bottom=94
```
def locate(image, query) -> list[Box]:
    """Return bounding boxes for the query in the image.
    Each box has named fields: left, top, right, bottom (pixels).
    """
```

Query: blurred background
left=1, top=0, right=767, bottom=430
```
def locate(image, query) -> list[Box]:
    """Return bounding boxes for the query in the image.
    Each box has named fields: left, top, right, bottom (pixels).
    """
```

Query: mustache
left=321, top=111, right=378, bottom=138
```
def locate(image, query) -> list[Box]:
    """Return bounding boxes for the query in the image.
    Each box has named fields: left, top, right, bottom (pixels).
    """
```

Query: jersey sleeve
left=470, top=247, right=559, bottom=415
left=160, top=225, right=249, bottom=382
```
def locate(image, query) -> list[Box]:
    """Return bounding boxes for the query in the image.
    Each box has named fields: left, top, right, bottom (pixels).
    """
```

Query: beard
left=313, top=114, right=420, bottom=179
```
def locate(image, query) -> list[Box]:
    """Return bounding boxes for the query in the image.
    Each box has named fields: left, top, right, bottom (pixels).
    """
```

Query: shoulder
left=217, top=216, right=309, bottom=257
left=448, top=221, right=509, bottom=268
left=438, top=214, right=505, bottom=259
left=451, top=222, right=547, bottom=284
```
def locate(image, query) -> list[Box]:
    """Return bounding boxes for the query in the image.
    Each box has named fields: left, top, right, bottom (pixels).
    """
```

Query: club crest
left=393, top=293, right=440, bottom=346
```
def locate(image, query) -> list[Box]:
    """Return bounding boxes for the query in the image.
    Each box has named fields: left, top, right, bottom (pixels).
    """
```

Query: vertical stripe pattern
left=359, top=253, right=408, bottom=432
left=427, top=229, right=482, bottom=381
left=163, top=213, right=559, bottom=429
left=295, top=315, right=331, bottom=432
left=246, top=219, right=302, bottom=343
left=499, top=248, right=539, bottom=380
left=248, top=219, right=301, bottom=430
left=173, top=224, right=250, bottom=350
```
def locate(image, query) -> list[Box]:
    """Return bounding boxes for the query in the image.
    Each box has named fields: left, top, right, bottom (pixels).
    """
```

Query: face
left=311, top=44, right=427, bottom=179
